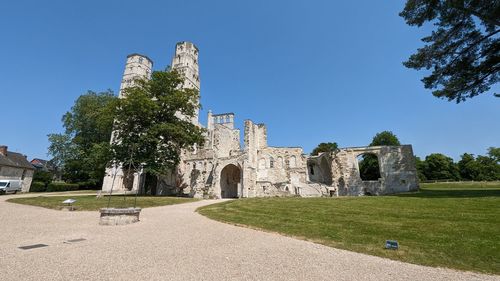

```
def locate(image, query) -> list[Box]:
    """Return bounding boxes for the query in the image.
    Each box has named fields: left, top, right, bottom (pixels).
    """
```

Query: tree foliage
left=415, top=156, right=428, bottom=181
left=488, top=147, right=500, bottom=162
left=369, top=131, right=401, bottom=146
left=48, top=90, right=117, bottom=183
left=423, top=153, right=461, bottom=180
left=358, top=154, right=381, bottom=181
left=416, top=148, right=500, bottom=181
left=110, top=70, right=205, bottom=179
left=311, top=142, right=338, bottom=156
left=33, top=170, right=53, bottom=187
left=457, top=152, right=500, bottom=181
left=400, top=0, right=499, bottom=102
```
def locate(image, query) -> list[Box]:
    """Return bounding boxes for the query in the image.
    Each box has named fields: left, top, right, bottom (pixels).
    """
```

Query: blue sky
left=0, top=0, right=498, bottom=161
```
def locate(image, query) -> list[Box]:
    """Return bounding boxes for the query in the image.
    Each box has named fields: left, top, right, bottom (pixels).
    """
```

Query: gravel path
left=0, top=194, right=498, bottom=281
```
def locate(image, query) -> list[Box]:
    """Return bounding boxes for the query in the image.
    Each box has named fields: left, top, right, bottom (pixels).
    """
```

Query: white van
left=0, top=180, right=22, bottom=194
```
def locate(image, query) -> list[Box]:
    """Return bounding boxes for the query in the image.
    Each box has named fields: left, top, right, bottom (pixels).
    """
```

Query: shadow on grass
left=395, top=188, right=500, bottom=198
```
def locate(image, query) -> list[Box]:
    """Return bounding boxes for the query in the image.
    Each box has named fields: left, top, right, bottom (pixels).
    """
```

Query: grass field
left=197, top=182, right=500, bottom=274
left=7, top=195, right=198, bottom=211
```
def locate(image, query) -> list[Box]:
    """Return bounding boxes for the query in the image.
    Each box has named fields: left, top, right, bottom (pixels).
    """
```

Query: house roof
left=0, top=151, right=35, bottom=170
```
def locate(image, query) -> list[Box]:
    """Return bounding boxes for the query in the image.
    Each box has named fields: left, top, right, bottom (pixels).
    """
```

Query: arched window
left=269, top=157, right=274, bottom=168
left=277, top=157, right=283, bottom=168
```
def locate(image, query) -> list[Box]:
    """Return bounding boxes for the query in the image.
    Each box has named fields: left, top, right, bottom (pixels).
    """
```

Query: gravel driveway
left=0, top=194, right=498, bottom=281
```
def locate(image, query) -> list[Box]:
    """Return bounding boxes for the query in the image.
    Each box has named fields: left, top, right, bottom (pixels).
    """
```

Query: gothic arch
left=220, top=164, right=241, bottom=198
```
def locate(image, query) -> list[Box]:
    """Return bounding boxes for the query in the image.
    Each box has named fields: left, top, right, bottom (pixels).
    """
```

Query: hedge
left=76, top=181, right=100, bottom=190
left=29, top=181, right=47, bottom=192
left=29, top=182, right=79, bottom=192
left=46, top=182, right=79, bottom=192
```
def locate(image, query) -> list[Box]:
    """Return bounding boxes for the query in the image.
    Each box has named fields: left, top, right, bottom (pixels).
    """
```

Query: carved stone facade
left=102, top=42, right=419, bottom=197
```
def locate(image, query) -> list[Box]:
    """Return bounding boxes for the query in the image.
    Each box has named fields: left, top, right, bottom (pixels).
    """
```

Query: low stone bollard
left=99, top=207, right=141, bottom=226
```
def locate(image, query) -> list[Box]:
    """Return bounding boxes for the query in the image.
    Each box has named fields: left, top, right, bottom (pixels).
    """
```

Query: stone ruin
left=101, top=42, right=419, bottom=198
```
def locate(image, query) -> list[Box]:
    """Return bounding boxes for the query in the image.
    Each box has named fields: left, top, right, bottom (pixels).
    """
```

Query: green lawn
left=8, top=195, right=198, bottom=211
left=197, top=182, right=500, bottom=274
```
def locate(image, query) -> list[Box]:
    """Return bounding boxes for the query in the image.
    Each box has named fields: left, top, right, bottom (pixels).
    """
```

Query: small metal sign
left=62, top=199, right=76, bottom=204
left=67, top=238, right=86, bottom=243
left=385, top=240, right=399, bottom=250
left=18, top=244, right=48, bottom=250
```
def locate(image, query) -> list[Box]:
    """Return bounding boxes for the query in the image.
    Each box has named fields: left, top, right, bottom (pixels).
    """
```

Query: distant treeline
left=415, top=147, right=500, bottom=182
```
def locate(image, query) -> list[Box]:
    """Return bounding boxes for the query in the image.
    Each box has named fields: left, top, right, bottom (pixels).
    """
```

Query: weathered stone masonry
left=102, top=42, right=419, bottom=198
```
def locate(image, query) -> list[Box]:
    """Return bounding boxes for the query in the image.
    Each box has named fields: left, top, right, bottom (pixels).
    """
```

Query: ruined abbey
left=102, top=42, right=419, bottom=198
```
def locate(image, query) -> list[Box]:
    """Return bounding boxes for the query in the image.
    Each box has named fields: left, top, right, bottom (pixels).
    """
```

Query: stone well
left=99, top=208, right=141, bottom=226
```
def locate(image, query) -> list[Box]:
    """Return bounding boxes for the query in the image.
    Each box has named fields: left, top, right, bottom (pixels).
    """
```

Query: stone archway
left=220, top=164, right=241, bottom=198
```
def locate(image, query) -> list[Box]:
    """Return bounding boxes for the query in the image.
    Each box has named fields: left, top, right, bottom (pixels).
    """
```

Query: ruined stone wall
left=212, top=123, right=240, bottom=158
left=102, top=43, right=420, bottom=199
left=319, top=145, right=419, bottom=196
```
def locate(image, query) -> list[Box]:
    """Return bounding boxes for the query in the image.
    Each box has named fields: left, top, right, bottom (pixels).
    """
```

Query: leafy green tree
left=48, top=90, right=117, bottom=184
left=311, top=142, right=338, bottom=156
left=32, top=170, right=53, bottom=187
left=488, top=147, right=500, bottom=163
left=474, top=155, right=500, bottom=181
left=415, top=156, right=427, bottom=181
left=47, top=133, right=74, bottom=169
left=110, top=70, right=205, bottom=193
left=423, top=153, right=460, bottom=180
left=458, top=153, right=477, bottom=180
left=400, top=0, right=499, bottom=102
left=369, top=131, right=401, bottom=146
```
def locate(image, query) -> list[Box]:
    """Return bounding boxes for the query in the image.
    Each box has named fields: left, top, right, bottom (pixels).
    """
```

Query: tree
left=400, top=0, right=499, bottom=102
left=33, top=170, right=53, bottom=187
left=458, top=153, right=477, bottom=180
left=48, top=90, right=117, bottom=184
left=110, top=69, right=205, bottom=192
left=415, top=156, right=428, bottom=181
left=488, top=147, right=500, bottom=163
left=474, top=155, right=500, bottom=180
left=423, top=153, right=460, bottom=180
left=369, top=131, right=401, bottom=146
left=311, top=142, right=338, bottom=156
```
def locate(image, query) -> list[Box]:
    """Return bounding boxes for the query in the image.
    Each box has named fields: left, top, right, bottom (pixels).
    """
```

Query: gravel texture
left=0, top=193, right=498, bottom=281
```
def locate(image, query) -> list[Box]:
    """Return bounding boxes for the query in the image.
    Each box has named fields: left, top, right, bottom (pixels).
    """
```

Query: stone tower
left=102, top=53, right=153, bottom=193
left=118, top=53, right=153, bottom=98
left=170, top=41, right=200, bottom=124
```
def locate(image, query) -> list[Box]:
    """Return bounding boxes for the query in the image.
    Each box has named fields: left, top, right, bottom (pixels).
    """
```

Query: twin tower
left=119, top=41, right=201, bottom=124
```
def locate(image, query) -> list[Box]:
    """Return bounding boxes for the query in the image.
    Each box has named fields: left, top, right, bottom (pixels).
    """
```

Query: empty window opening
left=357, top=153, right=381, bottom=181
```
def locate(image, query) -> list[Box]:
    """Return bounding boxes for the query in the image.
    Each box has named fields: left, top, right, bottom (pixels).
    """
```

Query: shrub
left=46, top=182, right=79, bottom=192
left=29, top=181, right=47, bottom=192
left=76, top=181, right=100, bottom=190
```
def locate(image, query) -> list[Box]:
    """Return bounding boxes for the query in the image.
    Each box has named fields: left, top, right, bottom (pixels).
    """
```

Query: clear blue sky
left=1, top=0, right=498, bottom=161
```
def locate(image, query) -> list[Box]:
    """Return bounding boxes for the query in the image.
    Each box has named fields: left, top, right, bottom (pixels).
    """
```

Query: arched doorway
left=220, top=164, right=241, bottom=198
